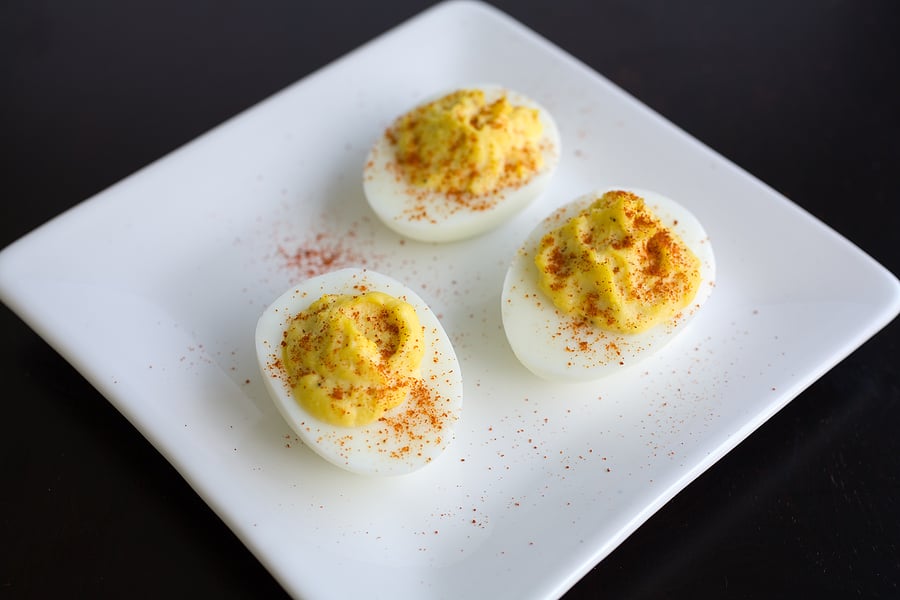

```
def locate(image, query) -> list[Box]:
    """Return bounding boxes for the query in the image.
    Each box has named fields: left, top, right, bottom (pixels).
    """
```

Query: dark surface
left=2, top=1, right=899, bottom=598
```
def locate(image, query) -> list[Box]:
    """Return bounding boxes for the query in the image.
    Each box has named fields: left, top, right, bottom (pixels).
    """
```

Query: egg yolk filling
left=281, top=291, right=425, bottom=427
left=388, top=89, right=544, bottom=197
left=535, top=190, right=702, bottom=333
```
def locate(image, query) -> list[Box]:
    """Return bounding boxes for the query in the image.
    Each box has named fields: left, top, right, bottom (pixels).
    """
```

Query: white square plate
left=2, top=2, right=898, bottom=598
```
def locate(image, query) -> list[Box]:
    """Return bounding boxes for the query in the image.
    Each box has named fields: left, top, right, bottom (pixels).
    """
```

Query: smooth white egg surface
left=255, top=268, right=463, bottom=476
left=501, top=188, right=716, bottom=381
left=363, top=85, right=560, bottom=243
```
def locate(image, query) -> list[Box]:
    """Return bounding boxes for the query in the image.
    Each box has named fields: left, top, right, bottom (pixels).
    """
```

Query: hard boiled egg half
left=363, top=85, right=560, bottom=243
left=501, top=188, right=716, bottom=381
left=256, top=268, right=463, bottom=475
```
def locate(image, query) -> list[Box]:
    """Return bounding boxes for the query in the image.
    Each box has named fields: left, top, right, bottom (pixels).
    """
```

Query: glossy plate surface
left=1, top=2, right=898, bottom=598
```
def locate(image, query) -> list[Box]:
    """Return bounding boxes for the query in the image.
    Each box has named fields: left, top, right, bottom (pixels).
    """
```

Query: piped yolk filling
left=282, top=291, right=425, bottom=427
left=535, top=190, right=702, bottom=333
left=389, top=89, right=544, bottom=197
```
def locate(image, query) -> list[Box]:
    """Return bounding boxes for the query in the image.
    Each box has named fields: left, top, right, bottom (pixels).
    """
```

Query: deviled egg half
left=501, top=189, right=715, bottom=381
left=363, top=85, right=560, bottom=243
left=256, top=268, right=462, bottom=475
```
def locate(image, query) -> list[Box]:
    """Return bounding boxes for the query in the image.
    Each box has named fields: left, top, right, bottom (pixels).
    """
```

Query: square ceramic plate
left=1, top=2, right=898, bottom=598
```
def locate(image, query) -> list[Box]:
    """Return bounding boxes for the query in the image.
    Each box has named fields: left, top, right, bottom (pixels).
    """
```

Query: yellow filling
left=535, top=190, right=701, bottom=333
left=389, top=89, right=544, bottom=197
left=282, top=291, right=425, bottom=427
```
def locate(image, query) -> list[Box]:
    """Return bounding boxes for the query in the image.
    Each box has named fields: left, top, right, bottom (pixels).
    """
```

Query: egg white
left=501, top=188, right=716, bottom=382
left=255, top=268, right=463, bottom=476
left=363, top=85, right=560, bottom=243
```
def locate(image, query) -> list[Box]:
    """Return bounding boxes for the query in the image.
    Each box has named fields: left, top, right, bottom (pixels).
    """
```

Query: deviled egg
left=256, top=268, right=462, bottom=475
left=363, top=86, right=560, bottom=242
left=501, top=189, right=715, bottom=381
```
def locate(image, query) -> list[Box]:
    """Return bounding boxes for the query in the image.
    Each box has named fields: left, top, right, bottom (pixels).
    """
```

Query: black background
left=2, top=1, right=899, bottom=598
